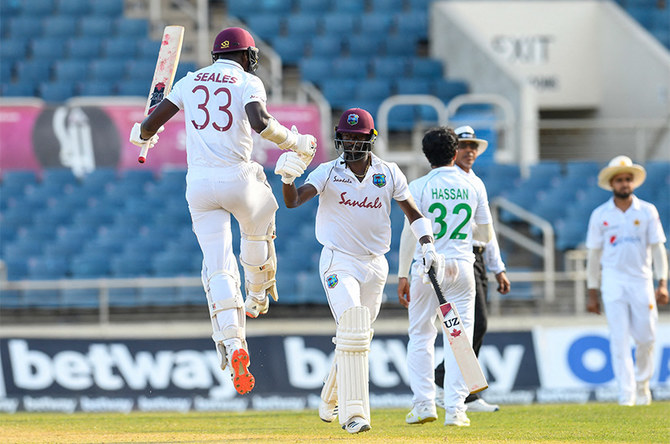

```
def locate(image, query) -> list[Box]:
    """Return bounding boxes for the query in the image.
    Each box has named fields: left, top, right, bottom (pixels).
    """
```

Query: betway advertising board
left=0, top=102, right=326, bottom=176
left=1, top=326, right=668, bottom=413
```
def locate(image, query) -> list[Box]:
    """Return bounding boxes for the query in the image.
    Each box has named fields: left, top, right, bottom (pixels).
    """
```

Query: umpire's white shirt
left=586, top=196, right=666, bottom=281
left=409, top=166, right=492, bottom=263
left=166, top=59, right=266, bottom=171
left=304, top=154, right=411, bottom=257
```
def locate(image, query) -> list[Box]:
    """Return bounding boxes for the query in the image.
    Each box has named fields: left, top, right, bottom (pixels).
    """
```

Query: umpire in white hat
left=586, top=155, right=668, bottom=406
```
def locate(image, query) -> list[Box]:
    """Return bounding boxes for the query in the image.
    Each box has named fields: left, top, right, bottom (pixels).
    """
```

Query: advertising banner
left=0, top=327, right=668, bottom=413
left=0, top=102, right=326, bottom=177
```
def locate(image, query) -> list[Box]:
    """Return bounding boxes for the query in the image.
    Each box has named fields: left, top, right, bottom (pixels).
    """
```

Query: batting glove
left=421, top=243, right=446, bottom=285
left=129, top=123, right=164, bottom=149
left=278, top=125, right=317, bottom=165
left=275, top=151, right=308, bottom=185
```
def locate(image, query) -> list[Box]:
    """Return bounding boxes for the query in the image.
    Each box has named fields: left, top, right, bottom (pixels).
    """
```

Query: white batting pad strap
left=336, top=306, right=371, bottom=425
left=210, top=294, right=243, bottom=316
left=410, top=217, right=433, bottom=241
left=260, top=117, right=297, bottom=150
left=241, top=233, right=275, bottom=242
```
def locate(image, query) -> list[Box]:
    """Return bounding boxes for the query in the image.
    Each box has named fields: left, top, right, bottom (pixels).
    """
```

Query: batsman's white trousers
left=319, top=247, right=388, bottom=324
left=186, top=162, right=278, bottom=331
left=601, top=270, right=657, bottom=405
left=406, top=259, right=475, bottom=415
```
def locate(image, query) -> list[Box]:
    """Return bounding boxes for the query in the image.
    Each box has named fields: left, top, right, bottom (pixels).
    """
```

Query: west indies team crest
left=147, top=82, right=166, bottom=114
left=372, top=173, right=386, bottom=188
left=326, top=274, right=339, bottom=288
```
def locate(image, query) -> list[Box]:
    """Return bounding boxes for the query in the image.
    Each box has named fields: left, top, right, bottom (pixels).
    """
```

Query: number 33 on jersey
left=409, top=166, right=492, bottom=263
left=166, top=58, right=268, bottom=167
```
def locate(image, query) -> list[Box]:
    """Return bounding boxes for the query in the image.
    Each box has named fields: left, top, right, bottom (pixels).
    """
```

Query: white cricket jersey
left=304, top=154, right=412, bottom=257
left=586, top=196, right=666, bottom=281
left=166, top=59, right=266, bottom=170
left=409, top=166, right=492, bottom=263
left=458, top=165, right=506, bottom=273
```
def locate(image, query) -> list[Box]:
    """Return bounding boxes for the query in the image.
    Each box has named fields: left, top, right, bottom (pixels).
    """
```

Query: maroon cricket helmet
left=211, top=27, right=259, bottom=72
left=335, top=108, right=377, bottom=137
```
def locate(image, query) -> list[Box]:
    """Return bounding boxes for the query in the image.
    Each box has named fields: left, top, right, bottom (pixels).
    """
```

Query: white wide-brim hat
left=454, top=125, right=488, bottom=155
left=597, top=155, right=646, bottom=190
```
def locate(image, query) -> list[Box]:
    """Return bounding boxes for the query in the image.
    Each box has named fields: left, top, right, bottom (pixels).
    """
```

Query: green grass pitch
left=1, top=403, right=668, bottom=443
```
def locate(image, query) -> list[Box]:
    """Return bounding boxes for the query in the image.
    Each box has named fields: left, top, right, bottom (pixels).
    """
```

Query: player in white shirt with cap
left=129, top=27, right=317, bottom=395
left=429, top=126, right=510, bottom=413
left=275, top=107, right=445, bottom=434
left=396, top=126, right=494, bottom=427
left=586, top=155, right=668, bottom=406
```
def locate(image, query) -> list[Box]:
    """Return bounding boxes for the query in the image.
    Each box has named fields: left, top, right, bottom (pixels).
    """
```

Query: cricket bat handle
left=427, top=266, right=447, bottom=305
left=138, top=144, right=149, bottom=164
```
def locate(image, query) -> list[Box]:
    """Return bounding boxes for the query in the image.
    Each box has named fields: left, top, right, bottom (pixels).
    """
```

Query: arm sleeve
left=651, top=242, right=669, bottom=281
left=397, top=218, right=416, bottom=278
left=391, top=163, right=412, bottom=201
left=304, top=163, right=328, bottom=194
left=586, top=248, right=602, bottom=290
left=473, top=223, right=493, bottom=243
left=484, top=232, right=506, bottom=274
left=242, top=75, right=267, bottom=106
left=165, top=76, right=186, bottom=109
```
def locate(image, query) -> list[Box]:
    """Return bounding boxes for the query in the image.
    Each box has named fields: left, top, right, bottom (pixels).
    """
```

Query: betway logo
left=6, top=340, right=236, bottom=397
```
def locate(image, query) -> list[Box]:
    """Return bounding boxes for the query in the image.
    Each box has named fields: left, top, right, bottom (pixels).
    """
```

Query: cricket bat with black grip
left=138, top=25, right=184, bottom=163
left=427, top=266, right=488, bottom=394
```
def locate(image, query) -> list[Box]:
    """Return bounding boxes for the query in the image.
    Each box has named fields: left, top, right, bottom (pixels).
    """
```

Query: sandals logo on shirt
left=372, top=174, right=386, bottom=188
left=326, top=274, right=339, bottom=288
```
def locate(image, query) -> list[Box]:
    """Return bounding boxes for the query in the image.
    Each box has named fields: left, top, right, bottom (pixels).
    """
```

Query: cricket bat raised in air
left=138, top=25, right=184, bottom=164
left=427, top=266, right=489, bottom=394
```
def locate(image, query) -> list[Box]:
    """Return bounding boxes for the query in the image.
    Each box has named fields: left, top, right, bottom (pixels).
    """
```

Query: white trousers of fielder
left=601, top=271, right=657, bottom=405
left=406, top=259, right=475, bottom=415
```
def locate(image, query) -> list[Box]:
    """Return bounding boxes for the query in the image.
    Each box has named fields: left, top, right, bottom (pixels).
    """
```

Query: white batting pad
left=335, top=306, right=372, bottom=425
left=239, top=221, right=279, bottom=301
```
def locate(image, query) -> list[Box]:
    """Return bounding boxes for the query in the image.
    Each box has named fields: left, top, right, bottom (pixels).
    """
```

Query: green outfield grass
left=1, top=403, right=668, bottom=443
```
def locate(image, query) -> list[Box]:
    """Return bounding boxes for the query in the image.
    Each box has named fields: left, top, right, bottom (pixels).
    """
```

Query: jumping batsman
left=586, top=155, right=668, bottom=406
left=129, top=27, right=316, bottom=394
left=397, top=127, right=493, bottom=426
left=275, top=108, right=445, bottom=433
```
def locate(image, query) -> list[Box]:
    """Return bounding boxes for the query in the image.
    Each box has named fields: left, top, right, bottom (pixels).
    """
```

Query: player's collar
left=215, top=59, right=244, bottom=71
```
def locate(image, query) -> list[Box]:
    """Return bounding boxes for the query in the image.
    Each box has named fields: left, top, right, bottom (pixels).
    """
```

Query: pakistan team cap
left=454, top=125, right=488, bottom=155
left=597, top=155, right=646, bottom=190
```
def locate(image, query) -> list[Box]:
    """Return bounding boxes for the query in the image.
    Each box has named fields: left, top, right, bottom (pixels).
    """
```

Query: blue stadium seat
left=1, top=38, right=27, bottom=65
left=407, top=0, right=432, bottom=10
left=0, top=0, right=21, bottom=17
left=38, top=81, right=73, bottom=102
left=174, top=62, right=197, bottom=83
left=2, top=170, right=38, bottom=188
left=383, top=34, right=418, bottom=56
left=3, top=239, right=43, bottom=259
left=371, top=0, right=405, bottom=11
left=320, top=78, right=357, bottom=109
left=43, top=16, right=77, bottom=37
left=8, top=17, right=43, bottom=39
left=1, top=81, right=35, bottom=97
left=61, top=289, right=100, bottom=309
left=103, top=37, right=138, bottom=58
left=0, top=63, right=12, bottom=84
left=125, top=59, right=156, bottom=82
left=116, top=80, right=147, bottom=96
left=78, top=16, right=114, bottom=37
left=296, top=0, right=333, bottom=13
left=555, top=221, right=587, bottom=251
left=346, top=36, right=384, bottom=58
left=565, top=160, right=600, bottom=179
left=1, top=258, right=29, bottom=280
left=28, top=256, right=69, bottom=280
left=56, top=0, right=90, bottom=16
left=42, top=167, right=78, bottom=187
left=245, top=14, right=283, bottom=42
left=359, top=12, right=395, bottom=35
left=332, top=57, right=368, bottom=78
left=151, top=251, right=196, bottom=277
left=433, top=78, right=469, bottom=103
left=89, top=59, right=127, bottom=82
left=270, top=35, right=306, bottom=65
left=388, top=105, right=417, bottom=131
left=285, top=13, right=320, bottom=37
left=394, top=77, right=432, bottom=95
left=14, top=60, right=52, bottom=83
left=138, top=286, right=179, bottom=306
left=309, top=35, right=345, bottom=58
left=333, top=0, right=365, bottom=13
left=90, top=0, right=124, bottom=17
left=409, top=58, right=443, bottom=78
left=121, top=169, right=156, bottom=185
left=355, top=78, right=392, bottom=101
left=227, top=0, right=259, bottom=20
left=78, top=82, right=115, bottom=96
left=394, top=10, right=428, bottom=39
left=30, top=38, right=66, bottom=61
left=371, top=57, right=409, bottom=77
left=66, top=37, right=102, bottom=58
left=110, top=253, right=153, bottom=277
left=53, top=60, right=88, bottom=83
left=137, top=39, right=161, bottom=58
left=322, top=13, right=359, bottom=35
left=299, top=57, right=332, bottom=85
left=114, top=18, right=149, bottom=38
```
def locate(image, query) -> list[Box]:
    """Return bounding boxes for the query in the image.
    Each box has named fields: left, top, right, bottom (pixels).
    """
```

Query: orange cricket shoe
left=231, top=348, right=255, bottom=395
